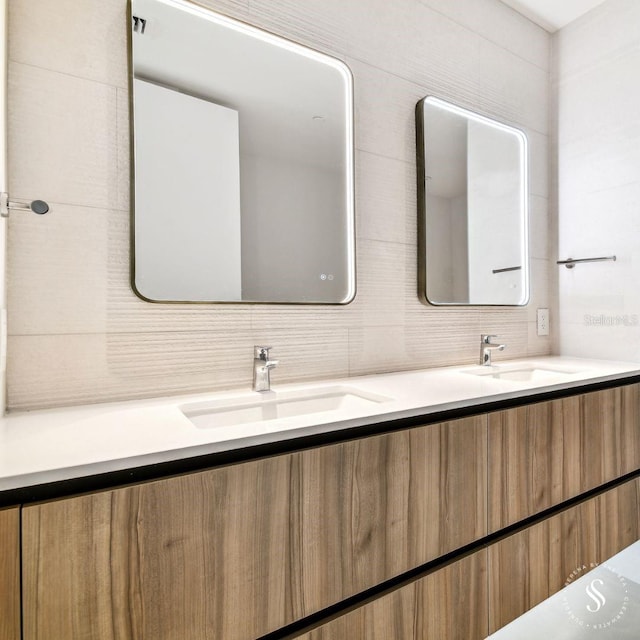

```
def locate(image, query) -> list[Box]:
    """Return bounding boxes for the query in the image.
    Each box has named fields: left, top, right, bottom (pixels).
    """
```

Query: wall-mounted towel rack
left=556, top=255, right=616, bottom=269
left=0, top=192, right=49, bottom=218
left=492, top=266, right=522, bottom=274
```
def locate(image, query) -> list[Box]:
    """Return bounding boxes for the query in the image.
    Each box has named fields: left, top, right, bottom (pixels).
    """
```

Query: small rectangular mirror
left=130, top=0, right=355, bottom=304
left=416, top=96, right=529, bottom=306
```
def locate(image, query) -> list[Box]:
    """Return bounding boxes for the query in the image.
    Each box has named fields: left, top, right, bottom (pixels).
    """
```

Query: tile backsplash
left=6, top=0, right=552, bottom=410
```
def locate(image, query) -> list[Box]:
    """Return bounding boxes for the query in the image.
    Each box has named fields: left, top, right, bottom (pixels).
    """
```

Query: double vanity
left=1, top=355, right=640, bottom=640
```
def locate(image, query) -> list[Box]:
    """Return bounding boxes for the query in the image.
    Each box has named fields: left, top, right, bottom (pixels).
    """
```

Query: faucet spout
left=479, top=334, right=506, bottom=366
left=253, top=346, right=279, bottom=392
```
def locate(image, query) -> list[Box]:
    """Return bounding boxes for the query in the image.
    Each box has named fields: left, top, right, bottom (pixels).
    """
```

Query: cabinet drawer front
left=489, top=477, right=640, bottom=632
left=294, top=478, right=640, bottom=640
left=294, top=551, right=489, bottom=640
left=22, top=415, right=486, bottom=640
left=489, top=384, right=640, bottom=530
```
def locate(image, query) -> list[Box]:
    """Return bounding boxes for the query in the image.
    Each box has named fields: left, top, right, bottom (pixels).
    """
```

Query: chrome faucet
left=479, top=334, right=505, bottom=366
left=253, top=346, right=279, bottom=392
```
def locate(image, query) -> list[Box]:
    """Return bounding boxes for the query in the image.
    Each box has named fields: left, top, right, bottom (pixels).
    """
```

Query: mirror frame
left=127, top=0, right=357, bottom=305
left=415, top=96, right=530, bottom=307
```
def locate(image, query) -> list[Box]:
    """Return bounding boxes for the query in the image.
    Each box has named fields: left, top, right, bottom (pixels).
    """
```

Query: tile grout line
left=7, top=58, right=127, bottom=92
left=415, top=0, right=550, bottom=73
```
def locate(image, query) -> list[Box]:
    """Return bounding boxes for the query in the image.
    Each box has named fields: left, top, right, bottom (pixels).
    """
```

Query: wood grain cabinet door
left=488, top=384, right=640, bottom=531
left=22, top=415, right=487, bottom=640
left=488, top=478, right=640, bottom=633
left=0, top=507, right=20, bottom=640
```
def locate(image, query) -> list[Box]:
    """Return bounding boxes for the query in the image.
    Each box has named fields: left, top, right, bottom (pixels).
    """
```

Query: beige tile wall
left=6, top=0, right=552, bottom=410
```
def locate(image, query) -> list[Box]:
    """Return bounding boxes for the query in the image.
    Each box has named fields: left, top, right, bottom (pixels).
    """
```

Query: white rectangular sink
left=462, top=364, right=586, bottom=383
left=181, top=386, right=392, bottom=429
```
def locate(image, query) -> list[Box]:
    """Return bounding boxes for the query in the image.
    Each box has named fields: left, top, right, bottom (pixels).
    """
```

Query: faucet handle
left=254, top=345, right=272, bottom=360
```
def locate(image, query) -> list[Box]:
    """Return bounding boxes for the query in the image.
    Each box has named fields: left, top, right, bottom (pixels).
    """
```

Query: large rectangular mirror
left=130, top=0, right=355, bottom=303
left=416, top=96, right=529, bottom=306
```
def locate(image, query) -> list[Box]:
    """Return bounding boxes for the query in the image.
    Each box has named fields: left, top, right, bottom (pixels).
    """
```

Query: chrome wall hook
left=0, top=192, right=50, bottom=218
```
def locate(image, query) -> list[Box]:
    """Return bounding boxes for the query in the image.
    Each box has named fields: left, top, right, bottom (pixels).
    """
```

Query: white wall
left=554, top=0, right=640, bottom=361
left=5, top=0, right=551, bottom=410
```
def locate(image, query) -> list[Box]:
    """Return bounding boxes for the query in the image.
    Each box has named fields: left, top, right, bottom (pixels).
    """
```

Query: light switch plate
left=537, top=308, right=550, bottom=336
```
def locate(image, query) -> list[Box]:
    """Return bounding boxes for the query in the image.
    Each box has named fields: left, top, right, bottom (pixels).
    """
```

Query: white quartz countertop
left=1, top=356, right=639, bottom=493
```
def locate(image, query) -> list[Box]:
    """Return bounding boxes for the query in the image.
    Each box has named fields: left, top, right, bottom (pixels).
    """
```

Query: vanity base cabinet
left=0, top=507, right=20, bottom=640
left=21, top=415, right=487, bottom=640
left=17, top=384, right=640, bottom=639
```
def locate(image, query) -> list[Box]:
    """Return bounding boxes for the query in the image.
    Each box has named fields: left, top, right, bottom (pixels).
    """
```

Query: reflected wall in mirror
left=416, top=96, right=529, bottom=306
left=130, top=0, right=355, bottom=303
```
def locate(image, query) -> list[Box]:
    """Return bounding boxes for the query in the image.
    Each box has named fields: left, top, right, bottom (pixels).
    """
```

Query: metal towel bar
left=492, top=266, right=522, bottom=274
left=557, top=256, right=616, bottom=269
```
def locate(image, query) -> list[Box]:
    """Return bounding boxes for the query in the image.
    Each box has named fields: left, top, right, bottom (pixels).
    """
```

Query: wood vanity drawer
left=294, top=550, right=489, bottom=640
left=488, top=477, right=640, bottom=632
left=293, top=478, right=640, bottom=640
left=21, top=415, right=487, bottom=640
left=488, top=383, right=640, bottom=531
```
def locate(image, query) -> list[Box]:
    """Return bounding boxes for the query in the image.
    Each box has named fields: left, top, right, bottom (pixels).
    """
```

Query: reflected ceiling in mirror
left=416, top=97, right=529, bottom=306
left=130, top=0, right=355, bottom=303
